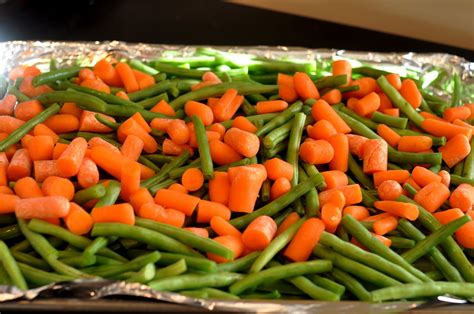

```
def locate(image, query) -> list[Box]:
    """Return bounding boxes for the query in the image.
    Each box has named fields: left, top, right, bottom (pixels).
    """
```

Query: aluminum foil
left=0, top=40, right=473, bottom=312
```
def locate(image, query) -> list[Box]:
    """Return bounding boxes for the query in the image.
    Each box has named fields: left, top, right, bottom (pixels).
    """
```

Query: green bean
left=18, top=262, right=74, bottom=286
left=337, top=110, right=442, bottom=165
left=421, top=90, right=449, bottom=106
left=371, top=111, right=408, bottom=129
left=149, top=178, right=177, bottom=194
left=341, top=214, right=431, bottom=282
left=11, top=250, right=50, bottom=270
left=84, top=251, right=160, bottom=278
left=462, top=138, right=474, bottom=179
left=263, top=140, right=288, bottom=159
left=124, top=263, right=156, bottom=284
left=192, top=115, right=213, bottom=179
left=352, top=66, right=390, bottom=78
left=134, top=92, right=169, bottom=109
left=260, top=179, right=271, bottom=203
left=151, top=61, right=208, bottom=78
left=387, top=236, right=415, bottom=249
left=229, top=260, right=332, bottom=295
left=135, top=218, right=232, bottom=259
left=221, top=113, right=278, bottom=129
left=451, top=72, right=462, bottom=107
left=377, top=76, right=425, bottom=127
left=313, top=245, right=402, bottom=288
left=8, top=86, right=30, bottom=102
left=263, top=120, right=292, bottom=149
left=138, top=155, right=161, bottom=173
left=0, top=224, right=21, bottom=240
left=229, top=175, right=323, bottom=230
left=453, top=161, right=464, bottom=176
left=425, top=270, right=444, bottom=281
left=128, top=80, right=175, bottom=102
left=301, top=163, right=327, bottom=191
left=170, top=82, right=278, bottom=110
left=129, top=59, right=159, bottom=75
left=371, top=282, right=474, bottom=302
left=306, top=274, right=346, bottom=296
left=419, top=98, right=435, bottom=114
left=95, top=114, right=120, bottom=130
left=0, top=214, right=17, bottom=226
left=213, top=157, right=254, bottom=172
left=150, top=272, right=242, bottom=292
left=37, top=90, right=108, bottom=112
left=32, top=66, right=82, bottom=86
left=398, top=195, right=474, bottom=282
left=319, top=231, right=420, bottom=283
left=0, top=104, right=60, bottom=151
left=450, top=174, right=474, bottom=186
left=141, top=150, right=190, bottom=189
left=199, top=287, right=240, bottom=300
left=250, top=218, right=306, bottom=273
left=256, top=101, right=303, bottom=136
left=330, top=268, right=371, bottom=301
left=167, top=158, right=201, bottom=179
left=397, top=219, right=464, bottom=282
left=246, top=94, right=268, bottom=103
left=60, top=253, right=96, bottom=268
left=57, top=81, right=141, bottom=108
left=157, top=252, right=217, bottom=273
left=92, top=223, right=199, bottom=257
left=27, top=219, right=127, bottom=262
left=298, top=166, right=319, bottom=217
left=336, top=84, right=360, bottom=93
left=248, top=58, right=315, bottom=73
left=101, top=102, right=171, bottom=121
left=93, top=180, right=121, bottom=208
left=153, top=259, right=187, bottom=280
left=216, top=251, right=261, bottom=273
left=144, top=154, right=174, bottom=165
left=83, top=236, right=108, bottom=259
left=73, top=183, right=106, bottom=205
left=0, top=240, right=28, bottom=290
left=347, top=154, right=374, bottom=190
left=286, top=113, right=305, bottom=186
left=338, top=105, right=378, bottom=130
left=180, top=290, right=209, bottom=298
left=242, top=98, right=257, bottom=115
left=157, top=55, right=217, bottom=68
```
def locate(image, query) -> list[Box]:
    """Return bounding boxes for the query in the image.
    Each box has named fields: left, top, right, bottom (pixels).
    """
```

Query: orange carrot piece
left=328, top=133, right=349, bottom=172
left=0, top=116, right=25, bottom=134
left=27, top=135, right=54, bottom=161
left=138, top=203, right=185, bottom=228
left=264, top=158, right=294, bottom=181
left=57, top=137, right=88, bottom=177
left=377, top=124, right=401, bottom=148
left=43, top=114, right=80, bottom=134
left=0, top=94, right=17, bottom=116
left=208, top=123, right=226, bottom=140
left=88, top=137, right=120, bottom=154
left=299, top=139, right=334, bottom=165
left=242, top=215, right=277, bottom=251
left=293, top=72, right=320, bottom=100
left=154, top=188, right=200, bottom=216
left=197, top=199, right=231, bottom=223
left=20, top=134, right=33, bottom=149
left=42, top=176, right=75, bottom=201
left=414, top=181, right=450, bottom=213
left=277, top=73, right=298, bottom=102
left=383, top=108, right=399, bottom=117
left=64, top=202, right=93, bottom=235
left=433, top=208, right=474, bottom=248
left=120, top=135, right=144, bottom=161
left=343, top=206, right=369, bottom=221
left=378, top=93, right=394, bottom=111
left=270, top=177, right=291, bottom=200
left=19, top=76, right=53, bottom=98
left=420, top=111, right=445, bottom=122
left=118, top=119, right=157, bottom=153
left=33, top=160, right=61, bottom=183
left=228, top=165, right=267, bottom=213
left=332, top=60, right=352, bottom=85
left=14, top=176, right=43, bottom=198
left=91, top=203, right=135, bottom=225
left=78, top=68, right=96, bottom=81
left=209, top=139, right=243, bottom=166
left=33, top=123, right=59, bottom=143
left=166, top=119, right=190, bottom=145
left=321, top=203, right=342, bottom=233
left=322, top=89, right=342, bottom=105
left=307, top=120, right=337, bottom=141
left=208, top=235, right=244, bottom=263
left=223, top=127, right=260, bottom=158
left=94, top=59, right=123, bottom=86
left=321, top=170, right=348, bottom=190
left=421, top=118, right=472, bottom=140
left=212, top=88, right=239, bottom=122
left=184, top=227, right=209, bottom=238
left=231, top=116, right=258, bottom=134
left=129, top=188, right=154, bottom=214
left=284, top=218, right=325, bottom=261
left=362, top=212, right=392, bottom=222
left=449, top=184, right=474, bottom=212
left=345, top=77, right=377, bottom=98
left=120, top=160, right=141, bottom=202
left=438, top=134, right=471, bottom=168
left=438, top=170, right=451, bottom=187
left=90, top=146, right=123, bottom=179
left=256, top=100, right=289, bottom=114
left=80, top=78, right=110, bottom=94
left=0, top=186, right=14, bottom=195
left=115, top=62, right=139, bottom=93
left=7, top=149, right=31, bottom=181
left=162, top=139, right=193, bottom=156
left=181, top=168, right=204, bottom=192
left=276, top=212, right=300, bottom=236
left=374, top=201, right=419, bottom=221
left=209, top=171, right=230, bottom=205
left=335, top=184, right=362, bottom=206
left=79, top=111, right=115, bottom=133
left=150, top=99, right=175, bottom=116
left=191, top=80, right=219, bottom=91
left=77, top=157, right=99, bottom=189
left=397, top=136, right=433, bottom=153
left=14, top=100, right=44, bottom=121
left=373, top=169, right=410, bottom=187
left=452, top=119, right=474, bottom=130
left=211, top=216, right=242, bottom=238
left=443, top=106, right=471, bottom=122
left=362, top=139, right=388, bottom=174
left=373, top=215, right=399, bottom=235
left=311, top=99, right=351, bottom=134
left=399, top=79, right=422, bottom=109
left=15, top=196, right=70, bottom=219
left=185, top=101, right=214, bottom=126
left=411, top=166, right=441, bottom=187
left=377, top=180, right=403, bottom=201
left=346, top=134, right=369, bottom=158
left=319, top=189, right=346, bottom=209
left=0, top=194, right=20, bottom=214
left=385, top=74, right=402, bottom=90
left=132, top=69, right=155, bottom=90
left=168, top=183, right=188, bottom=194
left=353, top=92, right=380, bottom=117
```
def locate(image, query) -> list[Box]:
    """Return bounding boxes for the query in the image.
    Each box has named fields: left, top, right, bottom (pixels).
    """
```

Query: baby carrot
left=120, top=160, right=141, bottom=202
left=0, top=116, right=25, bottom=134
left=0, top=94, right=17, bottom=116
left=232, top=116, right=258, bottom=134
left=209, top=171, right=231, bottom=205
left=362, top=139, right=388, bottom=174
left=335, top=184, right=362, bottom=206
left=328, top=134, right=349, bottom=172
left=94, top=59, right=122, bottom=86
left=332, top=60, right=352, bottom=85
left=33, top=160, right=61, bottom=182
left=162, top=139, right=193, bottom=156
left=373, top=170, right=410, bottom=187
left=14, top=100, right=44, bottom=121
left=33, top=123, right=59, bottom=143
left=88, top=137, right=120, bottom=154
left=443, top=106, right=471, bottom=122
left=208, top=122, right=226, bottom=139
left=377, top=180, right=403, bottom=201
left=224, top=127, right=260, bottom=158
left=57, top=137, right=88, bottom=177
left=79, top=111, right=115, bottom=133
left=7, top=149, right=31, bottom=181
left=353, top=92, right=380, bottom=117
left=438, top=170, right=451, bottom=187
left=184, top=227, right=209, bottom=238
left=397, top=136, right=433, bottom=153
left=228, top=165, right=267, bottom=213
left=43, top=114, right=80, bottom=134
left=307, top=120, right=337, bottom=141
left=270, top=177, right=291, bottom=200
left=209, top=139, right=243, bottom=166
left=210, top=216, right=242, bottom=238
left=284, top=217, right=325, bottom=261
left=27, top=135, right=54, bottom=161
left=138, top=203, right=185, bottom=228
left=421, top=118, right=472, bottom=140
left=413, top=181, right=451, bottom=213
left=299, top=139, right=334, bottom=165
left=14, top=177, right=43, bottom=198
left=342, top=206, right=369, bottom=221
left=197, top=200, right=231, bottom=223
left=377, top=124, right=401, bottom=148
left=129, top=188, right=154, bottom=214
left=118, top=118, right=158, bottom=153
left=399, top=79, right=422, bottom=109
left=321, top=170, right=348, bottom=190
left=345, top=77, right=377, bottom=98
left=77, top=157, right=99, bottom=189
left=181, top=168, right=204, bottom=192
left=321, top=89, right=342, bottom=105
left=264, top=158, right=294, bottom=181
left=319, top=189, right=346, bottom=209
left=15, top=196, right=70, bottom=219
left=438, top=134, right=471, bottom=168
left=64, top=202, right=93, bottom=235
left=449, top=184, right=474, bottom=212
left=277, top=73, right=298, bottom=102
left=185, top=101, right=214, bottom=126
left=256, top=100, right=289, bottom=114
left=151, top=100, right=176, bottom=116
left=347, top=134, right=369, bottom=158
left=411, top=166, right=441, bottom=187
left=207, top=235, right=244, bottom=263
left=374, top=201, right=419, bottom=221
left=276, top=212, right=300, bottom=235
left=42, top=176, right=75, bottom=201
left=115, top=62, right=139, bottom=93
left=321, top=203, right=342, bottom=233
left=373, top=215, right=398, bottom=236
left=213, top=89, right=238, bottom=122
left=91, top=203, right=135, bottom=225
left=312, top=99, right=351, bottom=134
left=121, top=135, right=144, bottom=161
left=378, top=93, right=394, bottom=111
left=293, top=72, right=320, bottom=100
left=154, top=189, right=200, bottom=216
left=133, top=69, right=155, bottom=90
left=0, top=186, right=13, bottom=195
left=0, top=194, right=19, bottom=214
left=242, top=215, right=277, bottom=251
left=150, top=118, right=173, bottom=132
left=60, top=102, right=83, bottom=118
left=385, top=73, right=402, bottom=90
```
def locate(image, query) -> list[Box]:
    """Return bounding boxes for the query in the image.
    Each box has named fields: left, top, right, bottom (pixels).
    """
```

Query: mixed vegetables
left=0, top=47, right=473, bottom=302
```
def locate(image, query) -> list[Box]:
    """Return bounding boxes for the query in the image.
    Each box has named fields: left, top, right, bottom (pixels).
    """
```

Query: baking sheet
left=0, top=40, right=473, bottom=312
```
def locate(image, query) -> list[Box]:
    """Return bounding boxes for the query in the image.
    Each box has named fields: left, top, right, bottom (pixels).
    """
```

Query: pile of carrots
left=0, top=48, right=473, bottom=301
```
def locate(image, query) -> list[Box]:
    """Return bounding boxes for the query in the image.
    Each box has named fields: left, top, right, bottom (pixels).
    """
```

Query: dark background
left=0, top=0, right=473, bottom=60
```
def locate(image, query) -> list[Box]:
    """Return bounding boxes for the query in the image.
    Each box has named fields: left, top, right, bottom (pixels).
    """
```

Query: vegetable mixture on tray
left=0, top=46, right=473, bottom=303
